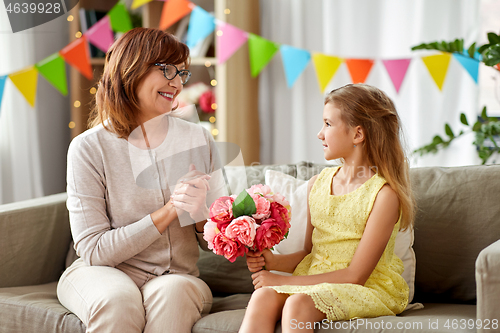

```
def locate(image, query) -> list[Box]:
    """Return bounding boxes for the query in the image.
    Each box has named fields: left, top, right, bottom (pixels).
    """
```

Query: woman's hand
left=170, top=164, right=211, bottom=222
left=251, top=270, right=285, bottom=289
left=246, top=249, right=275, bottom=272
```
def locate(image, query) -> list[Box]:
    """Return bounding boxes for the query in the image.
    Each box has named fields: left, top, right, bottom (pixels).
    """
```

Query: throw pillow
left=265, top=170, right=416, bottom=303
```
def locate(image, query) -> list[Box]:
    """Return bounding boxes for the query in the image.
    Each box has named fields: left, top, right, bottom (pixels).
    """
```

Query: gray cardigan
left=66, top=115, right=226, bottom=277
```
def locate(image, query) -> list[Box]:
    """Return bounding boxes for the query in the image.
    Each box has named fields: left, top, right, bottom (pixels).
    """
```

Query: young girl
left=240, top=84, right=415, bottom=333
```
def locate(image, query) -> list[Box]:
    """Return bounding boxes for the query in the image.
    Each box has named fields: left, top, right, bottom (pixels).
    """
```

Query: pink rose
left=212, top=233, right=247, bottom=263
left=254, top=218, right=286, bottom=252
left=251, top=194, right=271, bottom=220
left=203, top=221, right=220, bottom=250
left=270, top=202, right=291, bottom=229
left=225, top=216, right=257, bottom=247
left=209, top=196, right=234, bottom=227
left=247, top=184, right=273, bottom=199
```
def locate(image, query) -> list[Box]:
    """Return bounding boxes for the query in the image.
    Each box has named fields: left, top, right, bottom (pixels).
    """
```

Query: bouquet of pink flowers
left=203, top=184, right=291, bottom=262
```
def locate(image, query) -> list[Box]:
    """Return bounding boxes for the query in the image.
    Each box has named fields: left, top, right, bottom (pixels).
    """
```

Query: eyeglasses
left=154, top=63, right=191, bottom=85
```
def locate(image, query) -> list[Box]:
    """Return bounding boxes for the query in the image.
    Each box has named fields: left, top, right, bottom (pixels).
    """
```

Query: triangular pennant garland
left=312, top=54, right=343, bottom=93
left=9, top=66, right=38, bottom=107
left=248, top=33, right=280, bottom=78
left=159, top=0, right=193, bottom=31
left=382, top=58, right=411, bottom=93
left=216, top=22, right=248, bottom=65
left=345, top=59, right=374, bottom=84
left=108, top=2, right=133, bottom=33
left=85, top=16, right=114, bottom=53
left=60, top=36, right=93, bottom=80
left=280, top=45, right=311, bottom=88
left=453, top=53, right=479, bottom=83
left=186, top=6, right=215, bottom=50
left=421, top=53, right=452, bottom=91
left=35, top=53, right=68, bottom=95
left=131, top=0, right=152, bottom=10
left=0, top=75, right=7, bottom=112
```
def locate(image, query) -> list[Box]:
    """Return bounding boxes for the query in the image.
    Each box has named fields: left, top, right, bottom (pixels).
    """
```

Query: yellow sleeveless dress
left=269, top=166, right=409, bottom=321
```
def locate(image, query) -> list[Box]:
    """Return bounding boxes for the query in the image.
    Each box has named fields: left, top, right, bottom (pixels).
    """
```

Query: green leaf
left=468, top=42, right=476, bottom=58
left=445, top=123, right=455, bottom=138
left=477, top=44, right=491, bottom=54
left=482, top=44, right=500, bottom=67
left=481, top=106, right=488, bottom=120
left=460, top=113, right=469, bottom=125
left=432, top=135, right=444, bottom=144
left=487, top=32, right=500, bottom=45
left=472, top=121, right=482, bottom=131
left=231, top=190, right=256, bottom=218
left=453, top=39, right=462, bottom=53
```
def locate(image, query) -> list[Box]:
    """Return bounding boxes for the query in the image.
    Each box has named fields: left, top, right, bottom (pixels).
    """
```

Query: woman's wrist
left=151, top=201, right=177, bottom=234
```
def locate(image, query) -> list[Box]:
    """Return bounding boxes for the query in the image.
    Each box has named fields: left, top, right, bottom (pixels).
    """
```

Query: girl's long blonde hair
left=325, top=84, right=415, bottom=230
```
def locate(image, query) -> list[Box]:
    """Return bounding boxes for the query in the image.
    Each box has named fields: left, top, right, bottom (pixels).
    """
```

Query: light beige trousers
left=57, top=258, right=212, bottom=333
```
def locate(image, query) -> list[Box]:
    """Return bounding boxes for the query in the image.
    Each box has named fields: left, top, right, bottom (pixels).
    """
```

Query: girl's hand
left=170, top=164, right=211, bottom=222
left=251, top=270, right=284, bottom=289
left=246, top=249, right=275, bottom=272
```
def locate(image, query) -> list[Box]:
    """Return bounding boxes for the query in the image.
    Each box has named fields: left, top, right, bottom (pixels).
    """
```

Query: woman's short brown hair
left=88, top=27, right=190, bottom=138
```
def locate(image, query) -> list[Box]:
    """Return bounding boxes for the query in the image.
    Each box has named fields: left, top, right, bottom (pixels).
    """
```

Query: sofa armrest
left=476, top=239, right=500, bottom=332
left=0, top=193, right=71, bottom=288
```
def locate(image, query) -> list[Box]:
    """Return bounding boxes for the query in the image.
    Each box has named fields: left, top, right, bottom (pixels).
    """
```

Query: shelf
left=190, top=57, right=217, bottom=66
left=90, top=58, right=106, bottom=65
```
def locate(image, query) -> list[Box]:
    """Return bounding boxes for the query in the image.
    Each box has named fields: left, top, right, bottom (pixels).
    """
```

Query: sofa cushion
left=0, top=282, right=85, bottom=333
left=193, top=303, right=476, bottom=333
left=0, top=193, right=71, bottom=288
left=197, top=248, right=254, bottom=295
left=410, top=165, right=500, bottom=303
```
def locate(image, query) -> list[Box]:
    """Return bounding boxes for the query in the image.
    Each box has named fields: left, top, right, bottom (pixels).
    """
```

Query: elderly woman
left=57, top=28, right=226, bottom=333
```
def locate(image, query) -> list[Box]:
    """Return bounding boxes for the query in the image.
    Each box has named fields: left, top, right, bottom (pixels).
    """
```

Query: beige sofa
left=1, top=162, right=499, bottom=333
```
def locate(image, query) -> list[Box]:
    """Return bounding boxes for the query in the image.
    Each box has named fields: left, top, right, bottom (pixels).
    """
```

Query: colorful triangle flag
left=248, top=33, right=280, bottom=78
left=35, top=53, right=68, bottom=95
left=280, top=45, right=311, bottom=88
left=108, top=2, right=133, bottom=33
left=159, top=0, right=193, bottom=31
left=382, top=58, right=411, bottom=93
left=60, top=36, right=93, bottom=80
left=131, top=0, right=152, bottom=10
left=312, top=53, right=343, bottom=93
left=421, top=53, right=452, bottom=91
left=216, top=22, right=248, bottom=65
left=186, top=6, right=215, bottom=50
left=0, top=75, right=7, bottom=112
left=345, top=59, right=374, bottom=84
left=9, top=66, right=38, bottom=107
left=453, top=53, right=479, bottom=83
left=85, top=16, right=114, bottom=53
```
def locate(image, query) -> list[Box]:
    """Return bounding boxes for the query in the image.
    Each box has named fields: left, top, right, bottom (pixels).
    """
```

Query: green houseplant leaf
left=445, top=124, right=455, bottom=138
left=460, top=113, right=469, bottom=126
left=232, top=190, right=256, bottom=218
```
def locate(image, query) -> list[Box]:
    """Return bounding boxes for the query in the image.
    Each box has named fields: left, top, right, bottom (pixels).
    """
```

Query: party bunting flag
left=60, top=36, right=93, bottom=80
left=453, top=53, right=479, bottom=83
left=248, top=34, right=280, bottom=78
left=312, top=54, right=343, bottom=93
left=35, top=53, right=68, bottom=95
left=216, top=22, right=248, bottom=65
left=422, top=53, right=451, bottom=91
left=382, top=58, right=411, bottom=93
left=108, top=2, right=133, bottom=33
left=280, top=45, right=311, bottom=88
left=131, top=0, right=152, bottom=10
left=0, top=75, right=7, bottom=112
left=186, top=6, right=215, bottom=50
left=159, top=0, right=193, bottom=31
left=345, top=59, right=374, bottom=84
left=9, top=66, right=38, bottom=107
left=85, top=16, right=114, bottom=53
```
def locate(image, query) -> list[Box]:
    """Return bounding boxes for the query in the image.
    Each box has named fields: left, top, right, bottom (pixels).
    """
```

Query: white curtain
left=0, top=4, right=69, bottom=204
left=259, top=0, right=481, bottom=167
